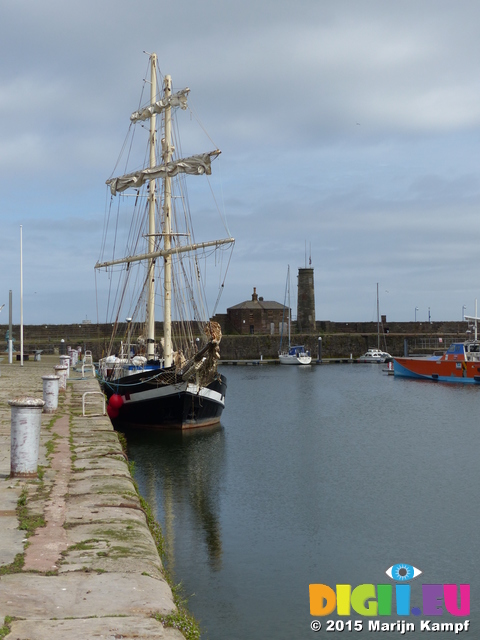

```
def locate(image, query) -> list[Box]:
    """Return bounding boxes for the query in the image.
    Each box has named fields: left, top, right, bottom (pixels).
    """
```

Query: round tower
left=297, top=268, right=315, bottom=333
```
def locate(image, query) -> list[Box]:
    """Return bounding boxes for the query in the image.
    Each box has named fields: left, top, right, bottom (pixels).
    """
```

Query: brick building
left=227, top=288, right=288, bottom=335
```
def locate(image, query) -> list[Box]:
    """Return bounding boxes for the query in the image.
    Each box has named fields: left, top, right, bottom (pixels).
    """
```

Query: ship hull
left=101, top=370, right=227, bottom=430
left=279, top=354, right=312, bottom=365
left=394, top=357, right=480, bottom=384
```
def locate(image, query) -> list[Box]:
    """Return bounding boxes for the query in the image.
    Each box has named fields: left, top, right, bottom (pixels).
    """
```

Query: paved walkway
left=0, top=356, right=185, bottom=639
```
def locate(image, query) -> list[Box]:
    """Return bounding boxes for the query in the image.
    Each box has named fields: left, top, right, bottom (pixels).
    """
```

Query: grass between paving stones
left=17, top=486, right=46, bottom=536
left=0, top=553, right=24, bottom=576
left=2, top=412, right=63, bottom=575
left=118, top=433, right=202, bottom=640
left=0, top=483, right=47, bottom=577
left=45, top=431, right=60, bottom=458
left=0, top=616, right=15, bottom=639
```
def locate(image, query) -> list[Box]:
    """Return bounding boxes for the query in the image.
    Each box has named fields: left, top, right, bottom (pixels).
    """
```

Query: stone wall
left=0, top=321, right=470, bottom=361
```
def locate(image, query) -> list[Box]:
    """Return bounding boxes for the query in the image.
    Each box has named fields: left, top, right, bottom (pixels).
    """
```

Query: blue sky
left=1, top=0, right=480, bottom=324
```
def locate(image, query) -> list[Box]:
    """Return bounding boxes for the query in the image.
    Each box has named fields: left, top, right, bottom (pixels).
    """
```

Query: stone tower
left=297, top=268, right=315, bottom=333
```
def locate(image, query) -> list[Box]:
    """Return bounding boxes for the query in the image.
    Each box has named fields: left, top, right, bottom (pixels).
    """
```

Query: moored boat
left=357, top=284, right=392, bottom=363
left=279, top=346, right=312, bottom=365
left=393, top=341, right=480, bottom=383
left=394, top=313, right=480, bottom=384
left=279, top=265, right=312, bottom=365
left=357, top=348, right=393, bottom=363
left=95, top=53, right=234, bottom=429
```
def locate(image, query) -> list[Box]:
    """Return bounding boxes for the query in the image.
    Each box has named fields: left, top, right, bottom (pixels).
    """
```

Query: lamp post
left=126, top=317, right=132, bottom=363
left=20, top=225, right=23, bottom=367
left=415, top=307, right=419, bottom=322
left=428, top=307, right=431, bottom=323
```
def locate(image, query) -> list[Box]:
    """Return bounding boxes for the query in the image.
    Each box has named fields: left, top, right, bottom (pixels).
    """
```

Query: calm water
left=126, top=364, right=479, bottom=639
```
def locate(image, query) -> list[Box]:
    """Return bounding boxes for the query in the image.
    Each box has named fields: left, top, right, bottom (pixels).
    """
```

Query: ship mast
left=163, top=74, right=173, bottom=367
left=146, top=54, right=157, bottom=360
left=95, top=55, right=235, bottom=364
left=376, top=282, right=380, bottom=350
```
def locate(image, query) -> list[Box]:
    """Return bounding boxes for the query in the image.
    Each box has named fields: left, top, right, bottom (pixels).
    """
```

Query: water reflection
left=124, top=425, right=225, bottom=573
left=120, top=366, right=480, bottom=640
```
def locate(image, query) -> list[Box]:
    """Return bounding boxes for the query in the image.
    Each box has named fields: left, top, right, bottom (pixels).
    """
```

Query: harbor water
left=126, top=364, right=479, bottom=639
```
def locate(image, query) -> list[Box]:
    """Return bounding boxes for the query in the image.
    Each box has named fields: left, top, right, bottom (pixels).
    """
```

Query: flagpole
left=8, top=289, right=12, bottom=364
left=20, top=225, right=23, bottom=367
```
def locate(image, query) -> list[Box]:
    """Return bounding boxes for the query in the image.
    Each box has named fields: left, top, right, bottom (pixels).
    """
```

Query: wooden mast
left=146, top=54, right=157, bottom=360
left=163, top=74, right=173, bottom=367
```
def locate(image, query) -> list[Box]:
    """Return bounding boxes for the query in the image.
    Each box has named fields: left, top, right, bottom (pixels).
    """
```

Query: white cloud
left=1, top=0, right=480, bottom=323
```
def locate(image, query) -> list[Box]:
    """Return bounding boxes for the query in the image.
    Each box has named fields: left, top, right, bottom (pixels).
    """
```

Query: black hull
left=101, top=369, right=227, bottom=431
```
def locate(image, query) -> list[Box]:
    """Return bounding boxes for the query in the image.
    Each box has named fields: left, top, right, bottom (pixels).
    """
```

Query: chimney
left=252, top=287, right=258, bottom=302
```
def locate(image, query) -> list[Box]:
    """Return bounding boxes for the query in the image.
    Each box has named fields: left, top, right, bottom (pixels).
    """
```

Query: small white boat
left=279, top=266, right=312, bottom=366
left=357, top=348, right=392, bottom=363
left=279, top=346, right=312, bottom=365
left=357, top=284, right=392, bottom=364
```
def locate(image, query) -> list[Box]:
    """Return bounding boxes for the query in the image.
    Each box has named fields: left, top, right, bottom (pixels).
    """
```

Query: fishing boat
left=394, top=315, right=480, bottom=384
left=279, top=266, right=311, bottom=365
left=95, top=53, right=234, bottom=429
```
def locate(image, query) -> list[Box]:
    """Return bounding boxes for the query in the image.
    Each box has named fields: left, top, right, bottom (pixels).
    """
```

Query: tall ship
left=95, top=53, right=234, bottom=429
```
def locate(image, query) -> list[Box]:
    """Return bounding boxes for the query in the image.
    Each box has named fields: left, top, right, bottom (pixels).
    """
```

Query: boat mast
left=146, top=54, right=157, bottom=360
left=163, top=74, right=173, bottom=367
left=476, top=299, right=478, bottom=342
left=288, top=265, right=291, bottom=348
left=376, top=282, right=379, bottom=350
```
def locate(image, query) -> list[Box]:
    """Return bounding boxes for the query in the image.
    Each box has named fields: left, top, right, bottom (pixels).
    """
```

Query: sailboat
left=279, top=266, right=311, bottom=365
left=357, top=283, right=392, bottom=363
left=95, top=53, right=234, bottom=429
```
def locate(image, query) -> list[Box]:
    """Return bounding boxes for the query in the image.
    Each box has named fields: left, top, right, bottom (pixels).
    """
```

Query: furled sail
left=106, top=150, right=221, bottom=196
left=130, top=88, right=190, bottom=122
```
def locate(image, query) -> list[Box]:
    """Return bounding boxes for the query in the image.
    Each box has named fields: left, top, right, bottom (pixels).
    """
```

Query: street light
left=126, top=317, right=132, bottom=362
left=428, top=307, right=431, bottom=323
left=415, top=307, right=419, bottom=322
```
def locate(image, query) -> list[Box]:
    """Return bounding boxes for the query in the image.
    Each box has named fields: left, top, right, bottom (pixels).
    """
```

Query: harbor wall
left=0, top=321, right=470, bottom=360
left=218, top=333, right=437, bottom=360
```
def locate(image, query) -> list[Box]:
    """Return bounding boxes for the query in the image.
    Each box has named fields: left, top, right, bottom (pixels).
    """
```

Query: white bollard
left=9, top=396, right=45, bottom=478
left=59, top=355, right=71, bottom=378
left=42, top=375, right=60, bottom=413
left=54, top=365, right=68, bottom=392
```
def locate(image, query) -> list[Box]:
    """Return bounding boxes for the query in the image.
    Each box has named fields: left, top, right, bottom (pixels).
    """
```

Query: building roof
left=227, top=287, right=288, bottom=312
left=228, top=300, right=287, bottom=311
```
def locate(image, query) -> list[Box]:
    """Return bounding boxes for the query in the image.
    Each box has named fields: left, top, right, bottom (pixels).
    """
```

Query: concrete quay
left=0, top=356, right=186, bottom=639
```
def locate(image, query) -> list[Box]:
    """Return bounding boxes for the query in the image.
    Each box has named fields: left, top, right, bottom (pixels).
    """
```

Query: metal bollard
left=9, top=396, right=45, bottom=478
left=54, top=365, right=68, bottom=392
left=59, top=355, right=71, bottom=378
left=42, top=375, right=60, bottom=413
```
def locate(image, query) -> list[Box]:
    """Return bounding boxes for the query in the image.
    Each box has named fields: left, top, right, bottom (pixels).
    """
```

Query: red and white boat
left=393, top=315, right=480, bottom=384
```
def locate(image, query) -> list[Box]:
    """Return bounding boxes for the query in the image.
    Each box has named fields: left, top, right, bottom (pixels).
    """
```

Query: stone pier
left=0, top=355, right=185, bottom=639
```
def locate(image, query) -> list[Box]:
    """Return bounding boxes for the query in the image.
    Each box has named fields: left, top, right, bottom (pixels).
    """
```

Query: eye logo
left=386, top=563, right=422, bottom=582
